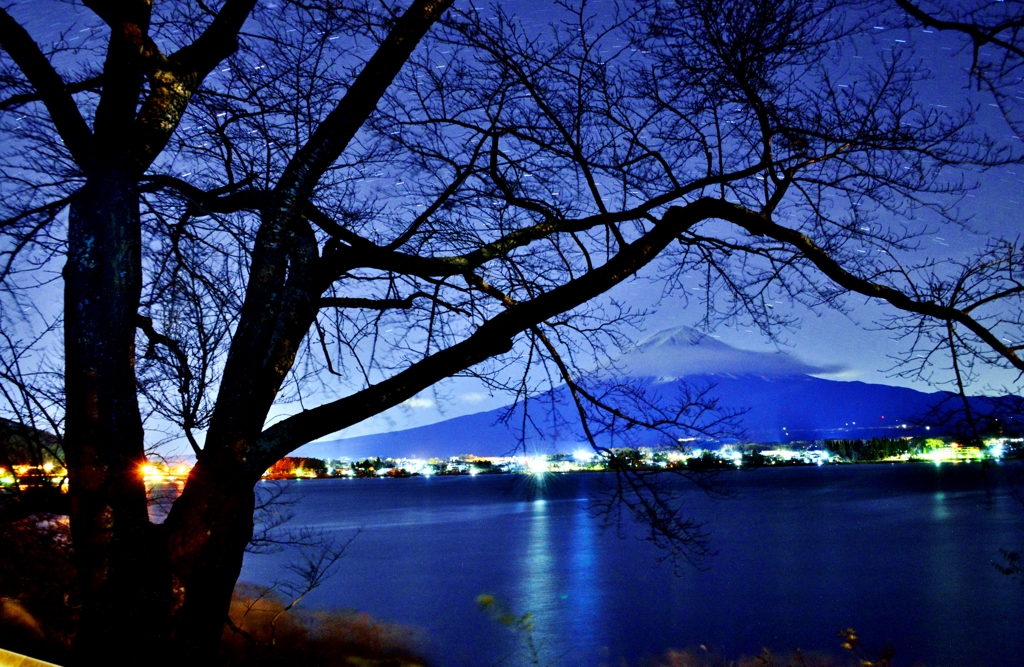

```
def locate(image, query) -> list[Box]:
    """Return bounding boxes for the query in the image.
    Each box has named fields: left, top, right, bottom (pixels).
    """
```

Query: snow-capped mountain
left=296, top=327, right=1019, bottom=460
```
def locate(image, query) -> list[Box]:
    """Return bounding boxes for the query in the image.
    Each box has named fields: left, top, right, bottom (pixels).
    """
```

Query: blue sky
left=5, top=1, right=1022, bottom=452
left=284, top=2, right=1024, bottom=441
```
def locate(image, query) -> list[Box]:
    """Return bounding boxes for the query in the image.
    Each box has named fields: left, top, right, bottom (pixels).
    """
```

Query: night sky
left=4, top=0, right=1021, bottom=446
left=339, top=1, right=1024, bottom=438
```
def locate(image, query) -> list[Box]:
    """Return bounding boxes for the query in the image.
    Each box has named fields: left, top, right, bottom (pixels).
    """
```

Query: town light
left=528, top=457, right=549, bottom=475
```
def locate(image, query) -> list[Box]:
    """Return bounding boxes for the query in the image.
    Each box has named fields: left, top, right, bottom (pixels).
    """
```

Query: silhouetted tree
left=879, top=0, right=1024, bottom=441
left=1, top=0, right=1022, bottom=663
left=894, top=0, right=1024, bottom=132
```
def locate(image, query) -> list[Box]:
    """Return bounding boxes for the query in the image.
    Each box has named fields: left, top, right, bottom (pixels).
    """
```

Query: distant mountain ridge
left=298, top=374, right=1018, bottom=460
left=295, top=327, right=1021, bottom=460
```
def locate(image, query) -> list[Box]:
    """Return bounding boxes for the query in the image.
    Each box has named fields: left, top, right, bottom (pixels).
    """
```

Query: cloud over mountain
left=619, top=326, right=845, bottom=378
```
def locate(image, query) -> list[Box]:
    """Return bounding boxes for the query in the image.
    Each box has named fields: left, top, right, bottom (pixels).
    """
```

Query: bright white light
left=528, top=457, right=549, bottom=474
left=762, top=449, right=798, bottom=461
left=573, top=449, right=596, bottom=462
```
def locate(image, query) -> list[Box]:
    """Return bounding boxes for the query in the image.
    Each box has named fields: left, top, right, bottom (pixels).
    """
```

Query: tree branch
left=0, top=75, right=103, bottom=112
left=135, top=315, right=199, bottom=456
left=727, top=214, right=1024, bottom=373
left=894, top=0, right=1024, bottom=59
left=0, top=9, right=95, bottom=167
left=140, top=174, right=265, bottom=214
left=251, top=197, right=737, bottom=471
left=131, top=0, right=258, bottom=172
left=274, top=0, right=454, bottom=213
left=309, top=159, right=773, bottom=281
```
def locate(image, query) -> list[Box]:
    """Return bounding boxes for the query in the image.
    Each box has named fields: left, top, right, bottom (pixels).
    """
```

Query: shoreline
left=258, top=456, right=1019, bottom=482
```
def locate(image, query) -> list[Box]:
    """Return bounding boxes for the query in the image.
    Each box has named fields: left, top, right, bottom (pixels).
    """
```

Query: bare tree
left=0, top=0, right=1020, bottom=663
left=860, top=0, right=1024, bottom=440
left=893, top=0, right=1024, bottom=134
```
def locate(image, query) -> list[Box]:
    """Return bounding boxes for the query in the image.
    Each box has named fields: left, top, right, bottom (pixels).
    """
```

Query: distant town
left=2, top=435, right=1020, bottom=489
left=257, top=436, right=1022, bottom=480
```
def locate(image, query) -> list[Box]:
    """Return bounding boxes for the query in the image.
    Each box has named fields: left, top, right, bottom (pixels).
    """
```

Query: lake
left=237, top=463, right=1024, bottom=666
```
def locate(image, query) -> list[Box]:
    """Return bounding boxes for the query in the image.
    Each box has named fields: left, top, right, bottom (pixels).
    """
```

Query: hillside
left=296, top=327, right=1021, bottom=460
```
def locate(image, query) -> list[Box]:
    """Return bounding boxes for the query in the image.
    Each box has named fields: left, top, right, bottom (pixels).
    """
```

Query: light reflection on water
left=316, top=496, right=585, bottom=532
left=522, top=500, right=554, bottom=663
left=566, top=497, right=602, bottom=660
left=238, top=464, right=1024, bottom=667
left=523, top=499, right=552, bottom=615
left=934, top=491, right=950, bottom=521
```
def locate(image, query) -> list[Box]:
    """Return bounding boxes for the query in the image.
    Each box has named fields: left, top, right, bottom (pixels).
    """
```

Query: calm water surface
left=238, top=464, right=1024, bottom=666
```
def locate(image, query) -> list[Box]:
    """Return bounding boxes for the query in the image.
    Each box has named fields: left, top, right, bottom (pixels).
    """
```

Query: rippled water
left=238, top=463, right=1024, bottom=666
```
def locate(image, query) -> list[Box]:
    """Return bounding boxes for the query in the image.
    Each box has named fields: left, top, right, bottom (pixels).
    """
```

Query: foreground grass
left=220, top=584, right=429, bottom=667
left=639, top=646, right=896, bottom=667
left=0, top=511, right=430, bottom=666
left=620, top=627, right=900, bottom=667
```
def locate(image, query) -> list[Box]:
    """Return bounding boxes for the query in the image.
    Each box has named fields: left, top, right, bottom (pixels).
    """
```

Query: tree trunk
left=64, top=170, right=169, bottom=662
left=161, top=453, right=257, bottom=662
left=156, top=207, right=318, bottom=662
left=64, top=171, right=269, bottom=663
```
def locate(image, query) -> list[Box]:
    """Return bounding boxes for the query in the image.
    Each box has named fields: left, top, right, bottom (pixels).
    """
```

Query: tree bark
left=64, top=169, right=169, bottom=662
left=162, top=455, right=256, bottom=662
